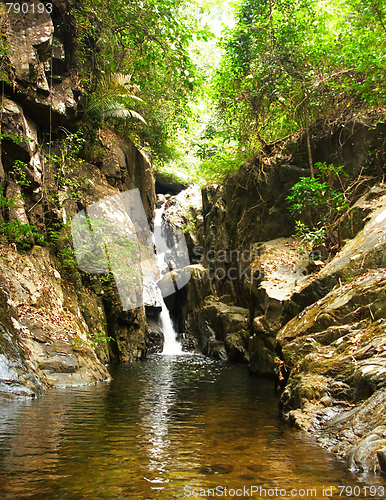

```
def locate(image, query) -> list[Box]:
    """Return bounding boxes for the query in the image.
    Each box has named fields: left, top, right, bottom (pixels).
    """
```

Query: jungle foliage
left=286, top=162, right=349, bottom=250
left=211, top=0, right=386, bottom=155
left=74, top=0, right=211, bottom=162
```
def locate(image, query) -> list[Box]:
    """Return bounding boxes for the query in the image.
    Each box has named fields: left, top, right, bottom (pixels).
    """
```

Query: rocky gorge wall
left=178, top=117, right=386, bottom=474
left=1, top=0, right=386, bottom=478
left=0, top=0, right=158, bottom=396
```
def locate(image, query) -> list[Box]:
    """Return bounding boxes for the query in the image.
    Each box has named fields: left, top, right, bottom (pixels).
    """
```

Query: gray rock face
left=0, top=326, right=45, bottom=397
left=145, top=319, right=164, bottom=354
left=292, top=120, right=386, bottom=177
left=4, top=1, right=79, bottom=124
left=98, top=130, right=156, bottom=220
left=243, top=237, right=311, bottom=375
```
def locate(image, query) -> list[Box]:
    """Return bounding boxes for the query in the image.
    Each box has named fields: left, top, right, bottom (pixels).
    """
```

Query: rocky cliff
left=0, top=0, right=157, bottom=396
left=2, top=0, right=386, bottom=477
left=276, top=189, right=386, bottom=474
left=180, top=116, right=386, bottom=474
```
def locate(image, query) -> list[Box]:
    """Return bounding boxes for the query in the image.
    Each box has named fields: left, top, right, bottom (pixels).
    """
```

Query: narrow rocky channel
left=1, top=0, right=386, bottom=496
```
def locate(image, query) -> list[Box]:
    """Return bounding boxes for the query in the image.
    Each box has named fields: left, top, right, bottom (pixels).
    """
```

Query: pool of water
left=0, top=355, right=384, bottom=499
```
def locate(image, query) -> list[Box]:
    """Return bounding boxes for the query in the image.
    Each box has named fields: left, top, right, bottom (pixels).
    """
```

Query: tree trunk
left=304, top=96, right=314, bottom=177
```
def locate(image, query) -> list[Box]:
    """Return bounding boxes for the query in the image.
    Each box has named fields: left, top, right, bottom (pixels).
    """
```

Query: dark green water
left=0, top=355, right=384, bottom=499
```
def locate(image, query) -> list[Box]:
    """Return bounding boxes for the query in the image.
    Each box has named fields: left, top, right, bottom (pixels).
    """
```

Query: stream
left=0, top=355, right=384, bottom=499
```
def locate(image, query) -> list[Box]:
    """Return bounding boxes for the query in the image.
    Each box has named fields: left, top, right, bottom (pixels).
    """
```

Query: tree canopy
left=211, top=0, right=386, bottom=155
left=72, top=0, right=386, bottom=184
left=74, top=0, right=211, bottom=161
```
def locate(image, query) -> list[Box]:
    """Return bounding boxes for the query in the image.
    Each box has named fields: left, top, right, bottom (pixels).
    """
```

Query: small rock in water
left=198, top=464, right=233, bottom=475
left=377, top=448, right=386, bottom=474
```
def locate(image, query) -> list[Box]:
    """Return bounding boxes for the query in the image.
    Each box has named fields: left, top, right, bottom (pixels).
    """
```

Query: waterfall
left=158, top=296, right=183, bottom=355
left=154, top=203, right=183, bottom=355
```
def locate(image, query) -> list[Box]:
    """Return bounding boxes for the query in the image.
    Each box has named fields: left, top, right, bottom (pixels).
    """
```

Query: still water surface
left=0, top=355, right=384, bottom=499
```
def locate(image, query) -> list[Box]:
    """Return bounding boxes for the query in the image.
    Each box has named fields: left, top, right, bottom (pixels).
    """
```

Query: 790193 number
left=6, top=3, right=52, bottom=14
left=338, top=485, right=385, bottom=497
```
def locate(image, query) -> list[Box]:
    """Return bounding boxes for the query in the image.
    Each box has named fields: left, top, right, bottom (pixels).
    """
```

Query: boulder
left=187, top=297, right=249, bottom=361
left=162, top=184, right=203, bottom=252
left=207, top=338, right=229, bottom=361
left=224, top=332, right=249, bottom=363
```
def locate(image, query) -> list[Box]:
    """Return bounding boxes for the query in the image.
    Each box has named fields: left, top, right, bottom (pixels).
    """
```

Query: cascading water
left=158, top=297, right=183, bottom=355
left=154, top=203, right=183, bottom=355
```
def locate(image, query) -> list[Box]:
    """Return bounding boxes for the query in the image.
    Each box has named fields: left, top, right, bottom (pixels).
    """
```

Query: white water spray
left=158, top=296, right=183, bottom=355
left=154, top=204, right=183, bottom=355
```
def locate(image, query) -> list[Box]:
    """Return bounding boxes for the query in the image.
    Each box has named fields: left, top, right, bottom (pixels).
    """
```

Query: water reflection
left=139, top=355, right=175, bottom=480
left=0, top=385, right=110, bottom=498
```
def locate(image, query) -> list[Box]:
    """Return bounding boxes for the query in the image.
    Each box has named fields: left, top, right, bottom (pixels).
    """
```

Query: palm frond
left=110, top=73, right=131, bottom=87
left=84, top=74, right=146, bottom=124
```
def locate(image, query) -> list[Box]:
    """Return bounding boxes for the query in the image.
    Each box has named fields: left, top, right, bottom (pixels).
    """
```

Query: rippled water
left=0, top=355, right=384, bottom=499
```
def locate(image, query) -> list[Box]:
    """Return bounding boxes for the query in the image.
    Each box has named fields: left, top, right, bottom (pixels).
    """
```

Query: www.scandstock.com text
left=183, top=485, right=385, bottom=497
